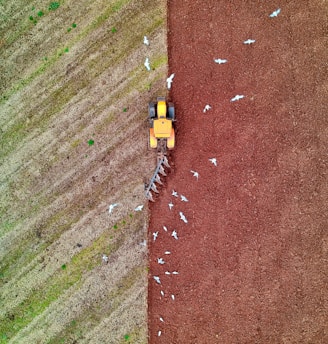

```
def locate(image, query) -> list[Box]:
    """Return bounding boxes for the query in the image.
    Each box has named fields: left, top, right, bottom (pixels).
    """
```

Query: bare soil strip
left=148, top=1, right=328, bottom=343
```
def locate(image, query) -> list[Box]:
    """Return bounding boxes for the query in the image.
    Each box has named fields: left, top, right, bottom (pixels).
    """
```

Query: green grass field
left=0, top=0, right=167, bottom=342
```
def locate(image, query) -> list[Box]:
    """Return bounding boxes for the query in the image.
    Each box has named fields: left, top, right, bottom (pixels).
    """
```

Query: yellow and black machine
left=145, top=97, right=175, bottom=201
left=148, top=97, right=175, bottom=153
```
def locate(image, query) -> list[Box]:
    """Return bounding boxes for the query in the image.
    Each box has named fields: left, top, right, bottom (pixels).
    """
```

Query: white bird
left=143, top=36, right=150, bottom=46
left=108, top=203, right=119, bottom=214
left=165, top=271, right=171, bottom=275
left=171, top=294, right=175, bottom=300
left=158, top=258, right=165, bottom=265
left=166, top=73, right=175, bottom=89
left=160, top=317, right=164, bottom=322
left=144, top=58, right=151, bottom=71
left=214, top=58, right=228, bottom=64
left=230, top=94, right=245, bottom=102
left=158, top=330, right=162, bottom=337
left=172, top=230, right=178, bottom=240
left=134, top=205, right=144, bottom=211
left=179, top=211, right=188, bottom=223
left=172, top=190, right=178, bottom=197
left=164, top=251, right=171, bottom=255
left=269, top=8, right=281, bottom=17
left=172, top=271, right=179, bottom=275
left=209, top=158, right=217, bottom=166
left=163, top=226, right=168, bottom=232
left=160, top=290, right=164, bottom=296
left=243, top=39, right=256, bottom=45
left=153, top=276, right=161, bottom=284
left=180, top=195, right=188, bottom=202
left=102, top=254, right=109, bottom=263
left=190, top=170, right=199, bottom=180
left=168, top=202, right=174, bottom=210
left=203, top=104, right=211, bottom=113
left=153, top=231, right=159, bottom=241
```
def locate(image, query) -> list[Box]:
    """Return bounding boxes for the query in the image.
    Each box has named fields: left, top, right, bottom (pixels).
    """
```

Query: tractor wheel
left=168, top=103, right=175, bottom=120
left=148, top=102, right=156, bottom=119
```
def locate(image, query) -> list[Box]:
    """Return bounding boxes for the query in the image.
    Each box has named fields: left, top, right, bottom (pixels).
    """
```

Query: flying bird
left=214, top=58, right=228, bottom=64
left=203, top=104, right=211, bottom=113
left=172, top=230, right=178, bottom=240
left=190, top=170, right=199, bottom=180
left=168, top=202, right=174, bottom=210
left=243, top=39, right=256, bottom=45
left=157, top=258, right=165, bottom=265
left=143, top=36, right=150, bottom=46
left=172, top=190, right=178, bottom=197
left=269, top=8, right=281, bottom=17
left=144, top=58, right=151, bottom=71
left=153, top=231, right=159, bottom=241
left=134, top=205, right=144, bottom=211
left=166, top=73, right=175, bottom=89
left=180, top=195, right=188, bottom=202
left=230, top=94, right=245, bottom=102
left=179, top=211, right=188, bottom=223
left=139, top=240, right=147, bottom=247
left=108, top=203, right=119, bottom=214
left=153, top=276, right=161, bottom=284
left=209, top=158, right=217, bottom=166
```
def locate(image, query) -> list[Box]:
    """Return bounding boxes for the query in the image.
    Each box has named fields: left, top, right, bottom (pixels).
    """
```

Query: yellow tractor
left=148, top=97, right=175, bottom=155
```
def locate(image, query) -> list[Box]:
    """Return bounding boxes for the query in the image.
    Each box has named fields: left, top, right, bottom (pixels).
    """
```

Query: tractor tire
left=168, top=102, right=175, bottom=120
left=148, top=102, right=156, bottom=119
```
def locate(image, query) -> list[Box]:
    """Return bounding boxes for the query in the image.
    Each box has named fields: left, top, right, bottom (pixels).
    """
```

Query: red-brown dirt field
left=148, top=1, right=327, bottom=343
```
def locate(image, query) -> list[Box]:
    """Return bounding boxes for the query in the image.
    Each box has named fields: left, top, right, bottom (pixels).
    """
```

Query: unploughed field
left=148, top=1, right=327, bottom=343
left=0, top=0, right=167, bottom=343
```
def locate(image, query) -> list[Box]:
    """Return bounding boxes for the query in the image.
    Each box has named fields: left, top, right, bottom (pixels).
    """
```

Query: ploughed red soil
left=148, top=1, right=327, bottom=343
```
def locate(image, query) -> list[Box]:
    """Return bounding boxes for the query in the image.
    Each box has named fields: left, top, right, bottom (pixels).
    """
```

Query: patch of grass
left=70, top=138, right=81, bottom=148
left=49, top=2, right=60, bottom=11
left=0, top=333, right=8, bottom=343
left=1, top=67, right=91, bottom=157
left=119, top=326, right=145, bottom=344
left=151, top=54, right=168, bottom=70
left=37, top=11, right=44, bottom=17
left=47, top=264, right=146, bottom=344
left=111, top=27, right=117, bottom=33
left=79, top=0, right=130, bottom=39
left=0, top=207, right=81, bottom=283
left=88, top=139, right=94, bottom=146
left=0, top=220, right=17, bottom=237
left=0, top=221, right=131, bottom=340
